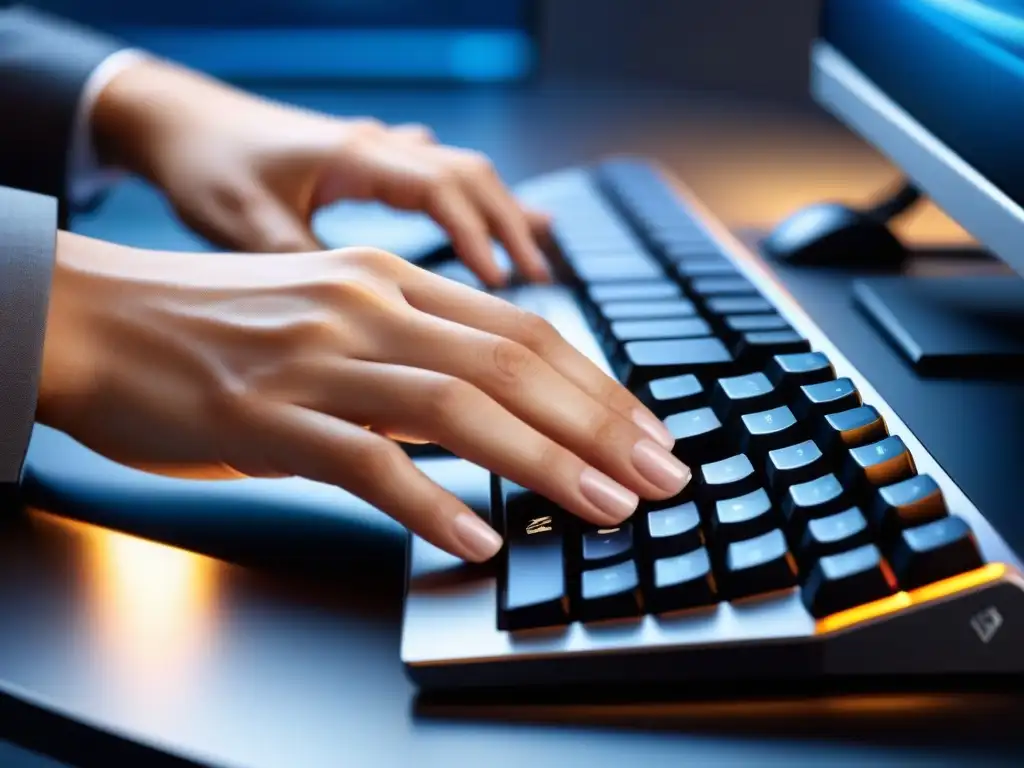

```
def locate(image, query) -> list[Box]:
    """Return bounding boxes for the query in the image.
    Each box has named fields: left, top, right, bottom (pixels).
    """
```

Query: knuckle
left=353, top=438, right=407, bottom=479
left=341, top=246, right=404, bottom=277
left=511, top=310, right=560, bottom=357
left=277, top=311, right=342, bottom=352
left=590, top=409, right=630, bottom=448
left=489, top=338, right=538, bottom=386
left=210, top=183, right=259, bottom=215
left=350, top=118, right=386, bottom=137
left=425, top=377, right=478, bottom=425
left=458, top=149, right=495, bottom=176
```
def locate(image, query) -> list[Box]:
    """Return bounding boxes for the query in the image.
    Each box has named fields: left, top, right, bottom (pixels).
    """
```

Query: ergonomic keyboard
left=401, top=158, right=1024, bottom=690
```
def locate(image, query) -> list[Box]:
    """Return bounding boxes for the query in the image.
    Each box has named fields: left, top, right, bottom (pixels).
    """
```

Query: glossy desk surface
left=2, top=87, right=1023, bottom=767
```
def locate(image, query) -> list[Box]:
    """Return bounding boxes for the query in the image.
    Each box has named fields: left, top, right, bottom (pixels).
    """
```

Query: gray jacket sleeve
left=0, top=6, right=123, bottom=224
left=0, top=7, right=121, bottom=493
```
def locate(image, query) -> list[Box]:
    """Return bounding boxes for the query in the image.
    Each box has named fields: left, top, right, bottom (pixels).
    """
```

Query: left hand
left=92, top=58, right=552, bottom=287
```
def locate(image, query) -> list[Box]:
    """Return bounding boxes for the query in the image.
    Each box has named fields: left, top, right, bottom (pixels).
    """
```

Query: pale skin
left=37, top=59, right=693, bottom=563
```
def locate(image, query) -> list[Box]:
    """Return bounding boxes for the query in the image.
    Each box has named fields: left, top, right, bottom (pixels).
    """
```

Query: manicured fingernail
left=632, top=408, right=674, bottom=450
left=632, top=439, right=691, bottom=495
left=580, top=466, right=639, bottom=523
left=452, top=513, right=503, bottom=562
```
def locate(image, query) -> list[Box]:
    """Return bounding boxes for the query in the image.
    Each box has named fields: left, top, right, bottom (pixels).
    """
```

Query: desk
left=2, top=87, right=1022, bottom=767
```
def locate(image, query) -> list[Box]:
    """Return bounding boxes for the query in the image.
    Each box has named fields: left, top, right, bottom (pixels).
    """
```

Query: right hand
left=39, top=234, right=692, bottom=562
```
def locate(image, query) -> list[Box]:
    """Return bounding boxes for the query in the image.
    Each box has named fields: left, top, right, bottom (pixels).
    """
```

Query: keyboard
left=401, top=158, right=1024, bottom=690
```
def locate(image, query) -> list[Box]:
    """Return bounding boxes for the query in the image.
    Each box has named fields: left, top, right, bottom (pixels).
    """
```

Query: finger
left=289, top=360, right=641, bottom=526
left=391, top=123, right=436, bottom=144
left=250, top=401, right=503, bottom=562
left=242, top=192, right=322, bottom=253
left=376, top=312, right=689, bottom=501
left=396, top=265, right=675, bottom=449
left=425, top=185, right=507, bottom=288
left=525, top=207, right=553, bottom=234
left=454, top=157, right=552, bottom=282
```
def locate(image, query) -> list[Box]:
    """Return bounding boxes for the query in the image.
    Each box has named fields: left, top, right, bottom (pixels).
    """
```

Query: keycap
left=588, top=280, right=681, bottom=303
left=706, top=296, right=774, bottom=315
left=649, top=548, right=718, bottom=613
left=765, top=352, right=835, bottom=391
left=723, top=314, right=791, bottom=334
left=699, top=454, right=760, bottom=503
left=723, top=529, right=798, bottom=599
left=735, top=331, right=811, bottom=367
left=665, top=407, right=729, bottom=464
left=783, top=473, right=849, bottom=529
left=619, top=338, right=735, bottom=388
left=676, top=259, right=738, bottom=278
left=888, top=516, right=984, bottom=590
left=798, top=507, right=872, bottom=563
left=600, top=299, right=697, bottom=321
left=609, top=317, right=712, bottom=343
left=766, top=440, right=827, bottom=494
left=710, top=372, right=781, bottom=422
left=793, top=378, right=861, bottom=420
left=638, top=374, right=705, bottom=417
left=736, top=405, right=803, bottom=457
left=844, top=436, right=916, bottom=490
left=581, top=523, right=634, bottom=568
left=871, top=474, right=946, bottom=537
left=710, top=488, right=776, bottom=544
left=801, top=544, right=897, bottom=618
left=572, top=255, right=664, bottom=283
left=579, top=560, right=642, bottom=621
left=689, top=276, right=757, bottom=297
left=646, top=502, right=704, bottom=558
left=817, top=405, right=887, bottom=454
left=659, top=239, right=719, bottom=260
left=499, top=486, right=569, bottom=630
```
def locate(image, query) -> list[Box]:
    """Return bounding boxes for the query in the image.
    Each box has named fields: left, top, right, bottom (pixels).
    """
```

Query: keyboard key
left=710, top=488, right=776, bottom=544
left=706, top=296, right=773, bottom=315
left=871, top=474, right=947, bottom=537
left=766, top=440, right=827, bottom=494
left=579, top=560, right=642, bottom=621
left=765, top=352, right=835, bottom=391
left=649, top=548, right=718, bottom=612
left=588, top=281, right=681, bottom=303
left=676, top=259, right=738, bottom=277
left=798, top=507, right=872, bottom=563
left=609, top=317, right=712, bottom=343
left=793, top=377, right=861, bottom=420
left=736, top=405, right=803, bottom=457
left=723, top=529, right=798, bottom=599
left=600, top=299, right=697, bottom=321
left=735, top=331, right=811, bottom=368
left=582, top=523, right=634, bottom=568
left=619, top=337, right=734, bottom=388
left=659, top=238, right=719, bottom=260
left=723, top=314, right=791, bottom=334
left=710, top=372, right=781, bottom=421
left=573, top=255, right=663, bottom=283
left=689, top=276, right=757, bottom=297
left=783, top=473, right=849, bottom=529
left=699, top=454, right=760, bottom=503
left=844, top=436, right=916, bottom=490
left=647, top=502, right=704, bottom=558
left=638, top=374, right=706, bottom=417
left=665, top=407, right=729, bottom=464
left=888, top=516, right=984, bottom=590
left=801, top=544, right=897, bottom=618
left=817, top=405, right=887, bottom=454
left=499, top=487, right=569, bottom=630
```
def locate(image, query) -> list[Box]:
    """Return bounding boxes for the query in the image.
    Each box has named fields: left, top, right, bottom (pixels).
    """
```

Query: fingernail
left=631, top=439, right=691, bottom=495
left=452, top=513, right=503, bottom=562
left=580, top=466, right=639, bottom=523
left=632, top=408, right=674, bottom=450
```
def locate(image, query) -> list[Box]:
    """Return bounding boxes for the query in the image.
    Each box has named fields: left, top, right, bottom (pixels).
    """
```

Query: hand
left=92, top=59, right=552, bottom=287
left=41, top=236, right=691, bottom=562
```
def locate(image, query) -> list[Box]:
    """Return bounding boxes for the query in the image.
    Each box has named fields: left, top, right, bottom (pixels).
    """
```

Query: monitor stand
left=852, top=273, right=1024, bottom=378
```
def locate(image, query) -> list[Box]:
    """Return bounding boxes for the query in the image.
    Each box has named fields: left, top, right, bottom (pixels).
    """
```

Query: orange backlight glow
left=817, top=562, right=1008, bottom=634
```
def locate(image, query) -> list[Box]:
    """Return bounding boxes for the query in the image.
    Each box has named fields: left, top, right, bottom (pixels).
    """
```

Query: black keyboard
left=401, top=159, right=1023, bottom=690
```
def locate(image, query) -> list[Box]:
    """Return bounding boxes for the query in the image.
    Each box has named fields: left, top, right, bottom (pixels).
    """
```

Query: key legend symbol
left=970, top=606, right=1003, bottom=644
left=526, top=516, right=553, bottom=535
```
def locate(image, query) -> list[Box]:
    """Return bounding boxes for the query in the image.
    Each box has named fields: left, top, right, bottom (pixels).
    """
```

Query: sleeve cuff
left=0, top=186, right=58, bottom=487
left=68, top=48, right=150, bottom=211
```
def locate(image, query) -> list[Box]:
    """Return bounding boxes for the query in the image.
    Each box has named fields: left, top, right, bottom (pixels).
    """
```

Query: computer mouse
left=761, top=201, right=908, bottom=269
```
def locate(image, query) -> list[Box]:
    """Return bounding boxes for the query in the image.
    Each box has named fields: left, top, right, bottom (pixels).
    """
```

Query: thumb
left=243, top=191, right=322, bottom=253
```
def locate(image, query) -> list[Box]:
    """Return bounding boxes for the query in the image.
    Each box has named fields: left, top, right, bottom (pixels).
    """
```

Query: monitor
left=30, top=0, right=537, bottom=83
left=814, top=0, right=1024, bottom=279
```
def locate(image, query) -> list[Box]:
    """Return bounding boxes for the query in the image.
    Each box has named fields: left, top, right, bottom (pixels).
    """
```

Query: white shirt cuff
left=67, top=48, right=149, bottom=210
